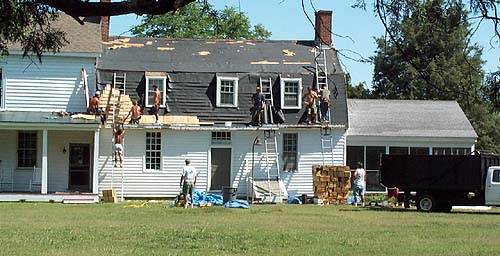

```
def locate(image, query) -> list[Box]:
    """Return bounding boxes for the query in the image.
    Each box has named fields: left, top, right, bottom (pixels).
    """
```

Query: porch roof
left=0, top=111, right=100, bottom=128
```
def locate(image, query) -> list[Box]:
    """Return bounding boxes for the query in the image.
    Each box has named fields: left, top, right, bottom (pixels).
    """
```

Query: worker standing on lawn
left=353, top=162, right=366, bottom=207
left=179, top=159, right=197, bottom=208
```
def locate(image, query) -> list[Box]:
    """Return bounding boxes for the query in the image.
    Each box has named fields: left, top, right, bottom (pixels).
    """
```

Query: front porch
left=0, top=111, right=101, bottom=200
left=0, top=192, right=99, bottom=203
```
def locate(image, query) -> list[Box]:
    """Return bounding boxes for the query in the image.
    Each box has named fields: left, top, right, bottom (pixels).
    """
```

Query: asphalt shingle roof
left=7, top=13, right=101, bottom=54
left=347, top=99, right=477, bottom=138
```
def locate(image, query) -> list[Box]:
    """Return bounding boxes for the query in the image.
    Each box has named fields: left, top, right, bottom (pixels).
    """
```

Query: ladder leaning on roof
left=314, top=47, right=331, bottom=123
left=110, top=72, right=127, bottom=202
left=320, top=126, right=334, bottom=165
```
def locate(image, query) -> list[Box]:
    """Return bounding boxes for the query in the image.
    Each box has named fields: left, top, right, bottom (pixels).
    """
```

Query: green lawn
left=0, top=202, right=499, bottom=256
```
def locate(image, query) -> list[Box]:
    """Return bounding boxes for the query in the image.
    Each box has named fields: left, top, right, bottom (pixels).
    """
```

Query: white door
left=485, top=167, right=500, bottom=205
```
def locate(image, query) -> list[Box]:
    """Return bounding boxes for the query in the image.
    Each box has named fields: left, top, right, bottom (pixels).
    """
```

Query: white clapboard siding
left=281, top=129, right=346, bottom=196
left=98, top=129, right=210, bottom=198
left=47, top=131, right=94, bottom=192
left=3, top=55, right=96, bottom=112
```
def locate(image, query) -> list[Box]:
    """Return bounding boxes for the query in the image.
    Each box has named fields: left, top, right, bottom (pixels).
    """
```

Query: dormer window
left=280, top=78, right=302, bottom=109
left=145, top=74, right=167, bottom=107
left=216, top=77, right=238, bottom=107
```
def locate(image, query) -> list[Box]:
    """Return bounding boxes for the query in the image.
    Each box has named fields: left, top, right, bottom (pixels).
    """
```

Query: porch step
left=63, top=195, right=98, bottom=204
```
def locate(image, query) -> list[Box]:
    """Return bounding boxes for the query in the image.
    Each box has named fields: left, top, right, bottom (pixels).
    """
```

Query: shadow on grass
left=345, top=206, right=500, bottom=215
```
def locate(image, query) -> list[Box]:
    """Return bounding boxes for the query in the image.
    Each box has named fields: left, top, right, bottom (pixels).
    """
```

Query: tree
left=1, top=0, right=196, bottom=59
left=131, top=1, right=271, bottom=39
left=2, top=0, right=499, bottom=59
left=371, top=0, right=500, bottom=153
left=345, top=73, right=373, bottom=98
left=483, top=70, right=500, bottom=111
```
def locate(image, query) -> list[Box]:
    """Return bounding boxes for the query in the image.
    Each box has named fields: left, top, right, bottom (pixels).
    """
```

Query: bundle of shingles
left=312, top=165, right=351, bottom=204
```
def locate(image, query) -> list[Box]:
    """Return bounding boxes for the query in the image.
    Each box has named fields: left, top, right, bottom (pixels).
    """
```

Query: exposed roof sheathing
left=347, top=99, right=477, bottom=138
left=98, top=37, right=342, bottom=74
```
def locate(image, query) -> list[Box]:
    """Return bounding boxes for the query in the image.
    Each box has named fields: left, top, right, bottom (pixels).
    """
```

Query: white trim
left=143, top=131, right=163, bottom=172
left=216, top=76, right=239, bottom=107
left=280, top=78, right=302, bottom=110
left=145, top=76, right=167, bottom=107
left=92, top=129, right=100, bottom=194
left=7, top=50, right=100, bottom=58
left=41, top=129, right=48, bottom=194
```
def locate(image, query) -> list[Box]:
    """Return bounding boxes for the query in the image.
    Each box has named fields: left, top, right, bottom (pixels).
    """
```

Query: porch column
left=92, top=128, right=100, bottom=194
left=41, top=129, right=48, bottom=194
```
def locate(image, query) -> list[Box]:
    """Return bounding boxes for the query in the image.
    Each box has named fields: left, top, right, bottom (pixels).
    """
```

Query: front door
left=210, top=148, right=231, bottom=191
left=486, top=167, right=500, bottom=205
left=69, top=144, right=91, bottom=192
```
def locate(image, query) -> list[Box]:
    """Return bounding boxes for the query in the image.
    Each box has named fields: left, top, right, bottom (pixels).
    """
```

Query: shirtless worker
left=113, top=123, right=125, bottom=168
left=124, top=100, right=142, bottom=124
left=152, top=85, right=161, bottom=124
left=88, top=91, right=105, bottom=125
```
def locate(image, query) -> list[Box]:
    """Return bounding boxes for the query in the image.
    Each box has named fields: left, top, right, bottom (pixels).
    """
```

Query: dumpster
left=222, top=186, right=237, bottom=204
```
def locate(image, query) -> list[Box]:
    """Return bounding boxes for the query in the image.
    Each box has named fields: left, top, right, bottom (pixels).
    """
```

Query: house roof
left=7, top=13, right=101, bottom=54
left=0, top=111, right=100, bottom=127
left=98, top=37, right=343, bottom=74
left=347, top=99, right=477, bottom=138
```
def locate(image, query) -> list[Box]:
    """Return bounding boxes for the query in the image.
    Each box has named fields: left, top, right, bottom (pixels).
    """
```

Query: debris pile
left=312, top=165, right=351, bottom=204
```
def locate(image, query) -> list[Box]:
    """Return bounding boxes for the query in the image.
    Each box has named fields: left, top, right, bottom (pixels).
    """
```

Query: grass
left=0, top=202, right=499, bottom=256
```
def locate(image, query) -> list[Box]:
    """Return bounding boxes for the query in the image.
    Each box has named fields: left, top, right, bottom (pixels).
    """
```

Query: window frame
left=144, top=131, right=162, bottom=171
left=216, top=76, right=239, bottom=107
left=145, top=76, right=167, bottom=107
left=0, top=67, right=3, bottom=109
left=280, top=78, right=302, bottom=110
left=282, top=133, right=298, bottom=172
left=211, top=131, right=231, bottom=145
left=17, top=131, right=37, bottom=168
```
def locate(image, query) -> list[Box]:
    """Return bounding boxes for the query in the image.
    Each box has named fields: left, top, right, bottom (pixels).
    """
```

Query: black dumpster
left=222, top=186, right=237, bottom=204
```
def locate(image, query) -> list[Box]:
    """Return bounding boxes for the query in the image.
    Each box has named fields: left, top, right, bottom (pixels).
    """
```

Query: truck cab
left=486, top=166, right=500, bottom=206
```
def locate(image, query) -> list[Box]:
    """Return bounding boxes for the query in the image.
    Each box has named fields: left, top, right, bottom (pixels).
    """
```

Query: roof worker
left=88, top=91, right=105, bottom=125
left=152, top=85, right=161, bottom=125
left=303, top=87, right=319, bottom=124
left=124, top=100, right=142, bottom=124
left=250, top=86, right=265, bottom=126
left=113, top=123, right=125, bottom=168
left=319, top=84, right=331, bottom=122
left=179, top=159, right=198, bottom=208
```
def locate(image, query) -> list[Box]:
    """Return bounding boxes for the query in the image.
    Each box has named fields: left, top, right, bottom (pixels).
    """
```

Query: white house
left=0, top=14, right=102, bottom=202
left=95, top=10, right=348, bottom=200
left=346, top=99, right=477, bottom=191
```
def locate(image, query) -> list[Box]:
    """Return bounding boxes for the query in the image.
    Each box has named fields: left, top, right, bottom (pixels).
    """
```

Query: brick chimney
left=315, top=10, right=332, bottom=46
left=101, top=0, right=110, bottom=42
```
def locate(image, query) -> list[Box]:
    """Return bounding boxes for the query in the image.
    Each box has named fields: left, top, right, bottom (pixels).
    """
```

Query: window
left=366, top=146, right=385, bottom=170
left=145, top=76, right=167, bottom=107
left=280, top=78, right=302, bottom=109
left=389, top=146, right=409, bottom=155
left=17, top=131, right=37, bottom=168
left=0, top=67, right=3, bottom=108
left=145, top=132, right=161, bottom=171
left=211, top=132, right=231, bottom=145
left=452, top=148, right=471, bottom=155
left=347, top=146, right=364, bottom=170
left=410, top=147, right=429, bottom=155
left=493, top=170, right=500, bottom=183
left=216, top=77, right=238, bottom=107
left=433, top=147, right=470, bottom=155
left=282, top=133, right=298, bottom=172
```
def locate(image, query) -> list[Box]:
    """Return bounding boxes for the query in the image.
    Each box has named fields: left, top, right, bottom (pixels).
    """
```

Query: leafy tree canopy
left=131, top=1, right=271, bottom=40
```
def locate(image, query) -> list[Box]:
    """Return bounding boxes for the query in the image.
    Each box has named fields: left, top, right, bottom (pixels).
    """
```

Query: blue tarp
left=287, top=196, right=302, bottom=204
left=347, top=196, right=362, bottom=205
left=223, top=199, right=250, bottom=209
left=174, top=190, right=224, bottom=206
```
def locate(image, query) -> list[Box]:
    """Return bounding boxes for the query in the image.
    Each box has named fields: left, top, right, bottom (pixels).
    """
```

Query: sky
left=109, top=0, right=500, bottom=88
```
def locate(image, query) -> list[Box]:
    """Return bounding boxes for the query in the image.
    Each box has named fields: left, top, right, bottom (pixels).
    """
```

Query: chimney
left=101, top=0, right=110, bottom=42
left=314, top=10, right=332, bottom=46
